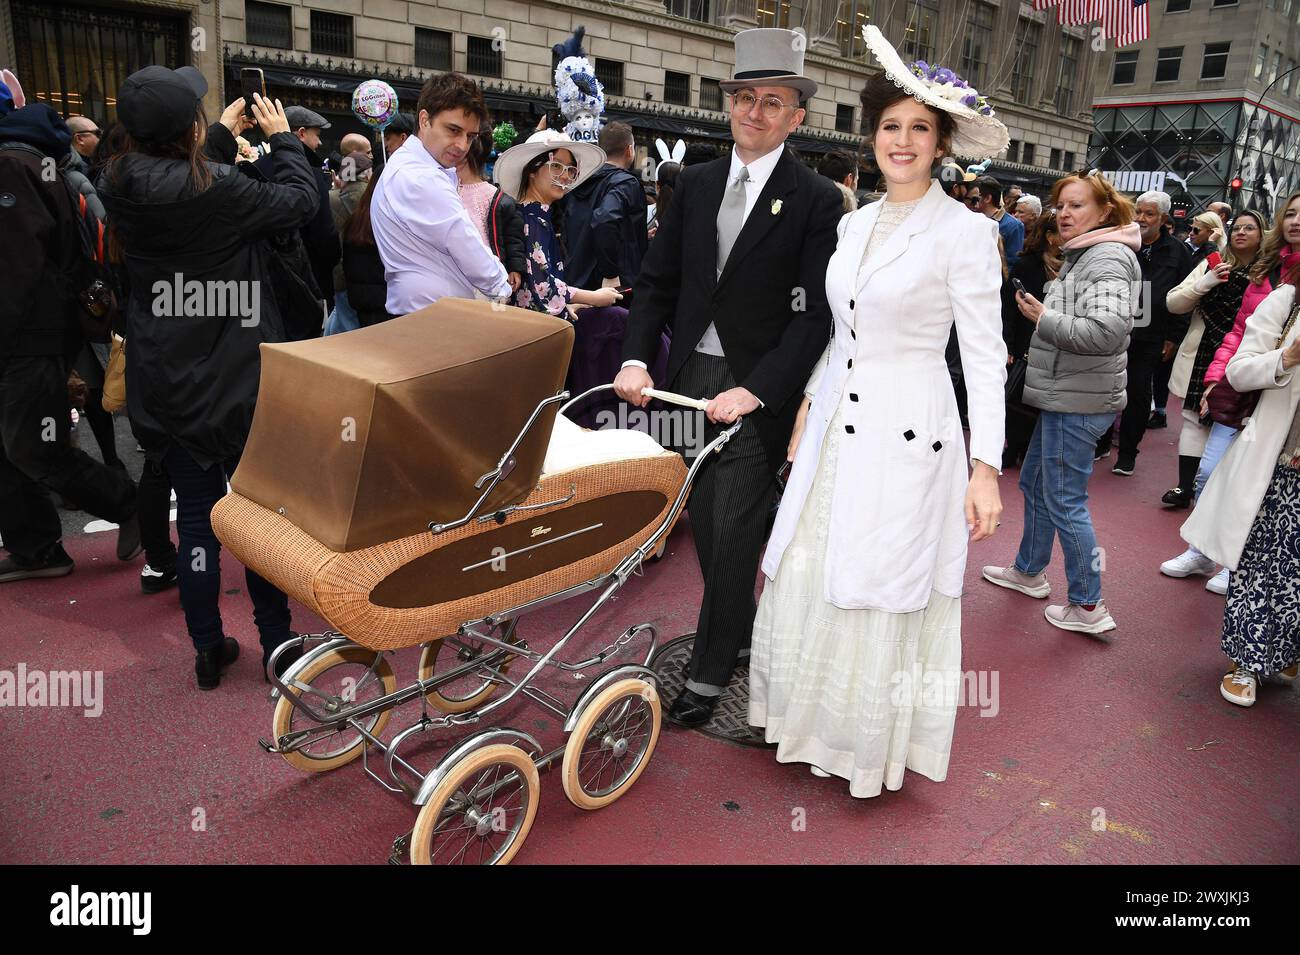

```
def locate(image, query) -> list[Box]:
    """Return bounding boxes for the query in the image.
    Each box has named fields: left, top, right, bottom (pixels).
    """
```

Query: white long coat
left=761, top=180, right=1007, bottom=613
left=1182, top=283, right=1300, bottom=570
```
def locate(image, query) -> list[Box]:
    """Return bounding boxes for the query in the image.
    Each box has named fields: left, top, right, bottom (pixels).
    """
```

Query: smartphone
left=616, top=286, right=633, bottom=304
left=1011, top=277, right=1028, bottom=296
left=775, top=459, right=792, bottom=492
left=1205, top=251, right=1223, bottom=269
left=240, top=68, right=266, bottom=117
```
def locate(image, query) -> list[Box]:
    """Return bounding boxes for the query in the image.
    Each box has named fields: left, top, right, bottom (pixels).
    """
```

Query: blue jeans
left=1015, top=411, right=1113, bottom=605
left=1194, top=422, right=1239, bottom=501
left=323, top=290, right=360, bottom=336
left=165, top=444, right=292, bottom=654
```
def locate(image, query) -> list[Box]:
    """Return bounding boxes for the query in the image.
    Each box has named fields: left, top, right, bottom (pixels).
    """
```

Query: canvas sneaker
left=1160, top=548, right=1217, bottom=578
left=1044, top=602, right=1117, bottom=634
left=1220, top=666, right=1257, bottom=707
left=981, top=565, right=1051, bottom=598
left=1205, top=567, right=1230, bottom=595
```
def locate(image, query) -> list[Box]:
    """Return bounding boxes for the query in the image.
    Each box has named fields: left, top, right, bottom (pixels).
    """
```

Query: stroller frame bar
left=428, top=390, right=571, bottom=535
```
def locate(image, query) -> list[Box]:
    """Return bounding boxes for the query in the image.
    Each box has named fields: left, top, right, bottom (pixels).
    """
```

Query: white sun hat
left=861, top=25, right=1010, bottom=161
left=492, top=129, right=606, bottom=201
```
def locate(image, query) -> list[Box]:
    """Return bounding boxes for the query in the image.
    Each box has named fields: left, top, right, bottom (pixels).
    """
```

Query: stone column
left=722, top=0, right=759, bottom=31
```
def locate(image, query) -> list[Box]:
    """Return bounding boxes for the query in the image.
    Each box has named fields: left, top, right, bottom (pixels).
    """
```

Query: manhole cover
left=650, top=634, right=767, bottom=747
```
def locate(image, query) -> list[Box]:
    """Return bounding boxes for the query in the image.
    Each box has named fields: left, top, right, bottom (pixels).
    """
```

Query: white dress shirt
left=624, top=143, right=786, bottom=390
left=370, top=135, right=511, bottom=316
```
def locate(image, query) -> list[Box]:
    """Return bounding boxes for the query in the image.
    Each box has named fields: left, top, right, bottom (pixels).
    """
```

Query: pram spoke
left=417, top=621, right=522, bottom=714
left=562, top=678, right=662, bottom=811
left=271, top=646, right=397, bottom=773
left=411, top=743, right=539, bottom=866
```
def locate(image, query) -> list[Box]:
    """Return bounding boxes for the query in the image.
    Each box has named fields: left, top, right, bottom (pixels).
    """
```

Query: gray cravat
left=716, top=165, right=750, bottom=274
left=697, top=166, right=750, bottom=357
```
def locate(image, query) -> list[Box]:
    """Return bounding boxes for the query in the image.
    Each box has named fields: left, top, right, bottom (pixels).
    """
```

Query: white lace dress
left=749, top=197, right=962, bottom=798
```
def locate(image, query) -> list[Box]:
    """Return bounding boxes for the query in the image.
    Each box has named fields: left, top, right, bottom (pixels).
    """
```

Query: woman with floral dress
left=491, top=130, right=621, bottom=318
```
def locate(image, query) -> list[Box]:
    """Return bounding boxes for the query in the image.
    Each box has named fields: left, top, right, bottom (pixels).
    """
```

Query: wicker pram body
left=211, top=450, right=686, bottom=652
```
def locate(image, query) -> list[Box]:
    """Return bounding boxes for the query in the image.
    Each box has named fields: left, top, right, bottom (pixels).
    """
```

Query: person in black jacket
left=563, top=121, right=648, bottom=290
left=339, top=171, right=395, bottom=328
left=1000, top=211, right=1061, bottom=468
left=98, top=68, right=318, bottom=690
left=0, top=102, right=141, bottom=583
left=1109, top=191, right=1194, bottom=475
left=253, top=105, right=339, bottom=325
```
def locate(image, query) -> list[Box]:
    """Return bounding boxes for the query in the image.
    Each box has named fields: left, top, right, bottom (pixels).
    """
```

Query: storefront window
left=1055, top=35, right=1080, bottom=115
left=1010, top=19, right=1040, bottom=104
left=837, top=0, right=878, bottom=60
left=10, top=0, right=187, bottom=124
left=902, top=0, right=939, bottom=63
left=960, top=2, right=995, bottom=89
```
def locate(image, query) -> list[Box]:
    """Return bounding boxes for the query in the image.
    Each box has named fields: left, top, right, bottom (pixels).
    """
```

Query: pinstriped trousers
left=672, top=352, right=777, bottom=693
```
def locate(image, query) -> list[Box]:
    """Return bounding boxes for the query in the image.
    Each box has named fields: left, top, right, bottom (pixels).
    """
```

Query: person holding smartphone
left=1161, top=210, right=1260, bottom=508
left=99, top=72, right=319, bottom=690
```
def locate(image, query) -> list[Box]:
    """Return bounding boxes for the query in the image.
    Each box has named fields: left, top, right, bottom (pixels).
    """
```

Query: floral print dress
left=513, top=202, right=572, bottom=318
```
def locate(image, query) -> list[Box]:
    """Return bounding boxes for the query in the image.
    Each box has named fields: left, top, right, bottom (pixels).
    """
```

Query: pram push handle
left=639, top=387, right=709, bottom=411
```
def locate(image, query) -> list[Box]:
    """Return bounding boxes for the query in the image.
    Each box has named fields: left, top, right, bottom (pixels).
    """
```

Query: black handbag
left=1206, top=297, right=1300, bottom=429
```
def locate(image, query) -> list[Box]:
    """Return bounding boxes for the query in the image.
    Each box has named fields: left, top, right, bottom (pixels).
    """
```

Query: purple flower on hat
left=961, top=93, right=979, bottom=108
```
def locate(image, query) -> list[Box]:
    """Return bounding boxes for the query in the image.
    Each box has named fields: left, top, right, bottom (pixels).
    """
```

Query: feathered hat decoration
left=553, top=27, right=604, bottom=144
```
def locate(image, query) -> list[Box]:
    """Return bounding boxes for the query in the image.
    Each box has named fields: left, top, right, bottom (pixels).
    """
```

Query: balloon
left=352, top=79, right=398, bottom=129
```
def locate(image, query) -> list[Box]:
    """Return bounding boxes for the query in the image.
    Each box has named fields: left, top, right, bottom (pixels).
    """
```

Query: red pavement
left=1, top=420, right=1297, bottom=864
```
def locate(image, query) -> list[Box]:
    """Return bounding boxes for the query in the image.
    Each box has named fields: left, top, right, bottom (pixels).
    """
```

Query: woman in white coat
left=748, top=28, right=1008, bottom=798
left=1181, top=283, right=1300, bottom=706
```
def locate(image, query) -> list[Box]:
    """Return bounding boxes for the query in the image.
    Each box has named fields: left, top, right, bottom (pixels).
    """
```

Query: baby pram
left=211, top=299, right=738, bottom=865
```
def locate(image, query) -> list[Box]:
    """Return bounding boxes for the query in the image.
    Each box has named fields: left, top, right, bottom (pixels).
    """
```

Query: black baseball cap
left=117, top=65, right=208, bottom=144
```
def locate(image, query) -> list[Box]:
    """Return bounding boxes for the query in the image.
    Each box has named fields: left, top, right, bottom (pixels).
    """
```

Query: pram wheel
left=561, top=678, right=661, bottom=810
left=410, top=743, right=540, bottom=865
left=417, top=625, right=519, bottom=714
left=271, top=645, right=397, bottom=773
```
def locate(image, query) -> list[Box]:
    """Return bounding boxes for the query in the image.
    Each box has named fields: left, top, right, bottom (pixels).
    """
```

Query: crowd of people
left=1, top=19, right=1296, bottom=805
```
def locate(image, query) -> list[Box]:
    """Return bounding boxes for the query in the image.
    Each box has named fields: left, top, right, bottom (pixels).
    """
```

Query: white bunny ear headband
left=654, top=138, right=685, bottom=181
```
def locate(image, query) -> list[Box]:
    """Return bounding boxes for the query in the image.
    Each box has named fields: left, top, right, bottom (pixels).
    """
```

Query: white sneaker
left=809, top=766, right=831, bottom=778
left=1044, top=602, right=1117, bottom=634
left=1205, top=567, right=1230, bottom=595
left=1220, top=666, right=1257, bottom=707
left=1160, top=548, right=1217, bottom=578
left=981, top=565, right=1051, bottom=598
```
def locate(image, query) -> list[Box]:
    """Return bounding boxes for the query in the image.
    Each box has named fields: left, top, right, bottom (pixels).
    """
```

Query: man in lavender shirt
left=371, top=72, right=511, bottom=313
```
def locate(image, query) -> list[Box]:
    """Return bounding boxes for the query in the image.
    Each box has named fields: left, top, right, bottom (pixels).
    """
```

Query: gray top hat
left=719, top=28, right=818, bottom=102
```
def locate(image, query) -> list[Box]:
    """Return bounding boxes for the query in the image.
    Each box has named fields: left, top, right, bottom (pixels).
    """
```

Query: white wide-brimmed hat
left=492, top=129, right=605, bottom=201
left=719, top=28, right=818, bottom=102
left=861, top=25, right=1010, bottom=161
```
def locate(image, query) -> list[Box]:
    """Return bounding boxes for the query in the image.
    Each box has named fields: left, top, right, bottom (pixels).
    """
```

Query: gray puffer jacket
left=1024, top=223, right=1142, bottom=415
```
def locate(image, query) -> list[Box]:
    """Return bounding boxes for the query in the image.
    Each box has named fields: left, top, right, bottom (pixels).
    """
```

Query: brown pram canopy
left=231, top=299, right=574, bottom=553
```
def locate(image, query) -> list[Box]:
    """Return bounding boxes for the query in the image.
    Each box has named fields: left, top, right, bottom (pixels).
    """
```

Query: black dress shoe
left=667, top=688, right=719, bottom=728
left=196, top=637, right=240, bottom=690
left=1161, top=486, right=1192, bottom=508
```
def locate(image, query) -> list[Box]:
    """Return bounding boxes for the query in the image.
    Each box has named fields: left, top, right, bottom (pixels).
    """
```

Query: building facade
left=3, top=0, right=1100, bottom=191
left=1089, top=0, right=1300, bottom=217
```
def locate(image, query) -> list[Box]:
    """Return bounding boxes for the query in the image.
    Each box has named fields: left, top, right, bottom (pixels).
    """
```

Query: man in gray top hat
left=254, top=104, right=340, bottom=322
left=615, top=28, right=840, bottom=727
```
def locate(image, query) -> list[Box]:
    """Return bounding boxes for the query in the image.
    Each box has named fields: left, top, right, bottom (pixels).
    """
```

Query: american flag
left=1030, top=1, right=1149, bottom=47
left=1104, top=0, right=1150, bottom=47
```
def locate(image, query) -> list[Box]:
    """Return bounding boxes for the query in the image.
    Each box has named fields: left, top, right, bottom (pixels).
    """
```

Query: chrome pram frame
left=257, top=383, right=739, bottom=865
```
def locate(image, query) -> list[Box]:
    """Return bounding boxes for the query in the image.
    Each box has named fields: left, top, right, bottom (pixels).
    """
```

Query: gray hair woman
left=1181, top=283, right=1300, bottom=705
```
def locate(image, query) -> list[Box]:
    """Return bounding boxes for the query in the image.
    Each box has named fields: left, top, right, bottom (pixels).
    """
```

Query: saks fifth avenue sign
left=1099, top=169, right=1193, bottom=193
